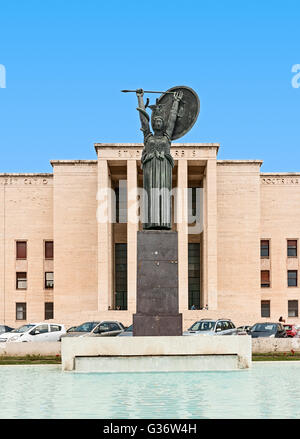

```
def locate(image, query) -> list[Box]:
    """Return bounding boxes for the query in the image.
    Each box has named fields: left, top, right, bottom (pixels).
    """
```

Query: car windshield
left=189, top=321, right=216, bottom=331
left=284, top=325, right=292, bottom=330
left=125, top=325, right=133, bottom=332
left=74, top=322, right=100, bottom=332
left=251, top=323, right=277, bottom=332
left=11, top=324, right=35, bottom=333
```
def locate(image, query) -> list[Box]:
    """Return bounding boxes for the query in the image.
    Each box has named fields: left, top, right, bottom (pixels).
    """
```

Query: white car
left=183, top=319, right=237, bottom=336
left=0, top=322, right=66, bottom=342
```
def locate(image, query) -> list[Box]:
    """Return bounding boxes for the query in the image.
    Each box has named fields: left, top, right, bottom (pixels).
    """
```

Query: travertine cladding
left=52, top=162, right=98, bottom=323
left=0, top=174, right=53, bottom=324
left=1, top=146, right=300, bottom=329
left=260, top=172, right=300, bottom=322
left=217, top=162, right=262, bottom=321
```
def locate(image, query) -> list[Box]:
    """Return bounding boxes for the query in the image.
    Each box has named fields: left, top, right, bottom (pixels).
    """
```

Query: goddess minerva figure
left=136, top=88, right=183, bottom=230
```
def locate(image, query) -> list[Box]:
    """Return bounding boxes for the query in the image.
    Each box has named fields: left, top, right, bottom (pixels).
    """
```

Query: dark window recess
left=288, top=270, right=298, bottom=287
left=261, top=300, right=270, bottom=318
left=45, top=272, right=54, bottom=289
left=16, top=241, right=27, bottom=259
left=16, top=303, right=26, bottom=320
left=188, top=187, right=202, bottom=225
left=115, top=243, right=127, bottom=310
left=45, top=241, right=54, bottom=259
left=16, top=272, right=27, bottom=290
left=287, top=240, right=297, bottom=257
left=115, top=186, right=127, bottom=223
left=188, top=243, right=201, bottom=310
left=288, top=300, right=298, bottom=317
left=261, top=270, right=270, bottom=288
left=260, top=240, right=269, bottom=258
left=45, top=303, right=54, bottom=320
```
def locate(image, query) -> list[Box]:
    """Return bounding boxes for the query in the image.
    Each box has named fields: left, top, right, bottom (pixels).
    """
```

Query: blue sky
left=0, top=0, right=299, bottom=173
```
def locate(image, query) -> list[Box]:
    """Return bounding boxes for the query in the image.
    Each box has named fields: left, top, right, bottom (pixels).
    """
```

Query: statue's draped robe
left=141, top=132, right=174, bottom=229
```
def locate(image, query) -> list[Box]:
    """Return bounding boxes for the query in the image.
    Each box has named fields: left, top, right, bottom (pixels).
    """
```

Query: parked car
left=118, top=324, right=133, bottom=336
left=0, top=323, right=66, bottom=342
left=283, top=324, right=298, bottom=338
left=62, top=321, right=100, bottom=337
left=86, top=321, right=125, bottom=337
left=293, top=325, right=300, bottom=337
left=66, top=326, right=79, bottom=333
left=249, top=322, right=287, bottom=338
left=237, top=325, right=252, bottom=334
left=0, top=325, right=14, bottom=334
left=62, top=321, right=125, bottom=338
left=183, top=319, right=237, bottom=336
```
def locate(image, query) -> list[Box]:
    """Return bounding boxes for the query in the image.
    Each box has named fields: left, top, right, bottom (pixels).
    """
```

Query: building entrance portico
left=95, top=143, right=219, bottom=315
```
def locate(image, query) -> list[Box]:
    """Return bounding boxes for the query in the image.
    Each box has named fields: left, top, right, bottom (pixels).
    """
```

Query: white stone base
left=61, top=336, right=252, bottom=372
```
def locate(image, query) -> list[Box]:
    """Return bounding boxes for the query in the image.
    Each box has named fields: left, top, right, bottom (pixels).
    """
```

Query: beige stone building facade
left=1, top=143, right=300, bottom=330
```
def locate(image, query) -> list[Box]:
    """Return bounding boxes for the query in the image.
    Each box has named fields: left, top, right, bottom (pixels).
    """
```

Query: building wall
left=260, top=174, right=300, bottom=322
left=0, top=175, right=53, bottom=325
left=1, top=147, right=300, bottom=330
left=217, top=162, right=262, bottom=322
left=52, top=162, right=98, bottom=326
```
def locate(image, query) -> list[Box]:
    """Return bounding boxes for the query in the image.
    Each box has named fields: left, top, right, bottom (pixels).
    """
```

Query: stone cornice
left=94, top=142, right=220, bottom=152
left=217, top=160, right=263, bottom=166
left=50, top=160, right=98, bottom=167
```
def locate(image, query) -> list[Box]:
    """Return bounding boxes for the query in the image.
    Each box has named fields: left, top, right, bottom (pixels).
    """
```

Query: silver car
left=183, top=319, right=237, bottom=336
left=62, top=321, right=125, bottom=338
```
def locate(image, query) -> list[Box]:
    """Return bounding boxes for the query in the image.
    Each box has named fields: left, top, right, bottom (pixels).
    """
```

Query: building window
left=16, top=303, right=26, bottom=320
left=287, top=240, right=297, bottom=257
left=261, top=300, right=270, bottom=318
left=288, top=300, right=298, bottom=317
left=288, top=270, right=298, bottom=287
left=188, top=243, right=201, bottom=309
left=45, top=241, right=53, bottom=259
left=260, top=240, right=269, bottom=258
left=45, top=272, right=54, bottom=289
left=16, top=272, right=27, bottom=290
left=114, top=243, right=127, bottom=310
left=45, top=302, right=54, bottom=320
left=261, top=270, right=270, bottom=288
left=16, top=241, right=27, bottom=259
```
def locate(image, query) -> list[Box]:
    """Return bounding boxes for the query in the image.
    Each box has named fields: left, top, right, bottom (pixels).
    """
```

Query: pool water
left=0, top=362, right=300, bottom=418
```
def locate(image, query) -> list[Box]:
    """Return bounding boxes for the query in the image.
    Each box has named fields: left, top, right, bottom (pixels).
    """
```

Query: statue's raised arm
left=136, top=89, right=151, bottom=139
left=165, top=91, right=183, bottom=139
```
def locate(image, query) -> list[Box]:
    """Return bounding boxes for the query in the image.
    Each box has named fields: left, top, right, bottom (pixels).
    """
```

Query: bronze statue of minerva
left=122, top=86, right=200, bottom=230
left=136, top=88, right=183, bottom=230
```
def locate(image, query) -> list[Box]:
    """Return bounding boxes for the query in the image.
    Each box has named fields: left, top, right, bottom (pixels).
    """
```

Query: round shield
left=156, top=85, right=200, bottom=140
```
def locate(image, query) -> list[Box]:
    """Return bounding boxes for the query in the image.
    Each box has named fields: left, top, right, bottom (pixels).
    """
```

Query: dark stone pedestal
left=133, top=231, right=182, bottom=336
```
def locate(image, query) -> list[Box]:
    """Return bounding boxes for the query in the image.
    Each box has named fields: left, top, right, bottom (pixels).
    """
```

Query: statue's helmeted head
left=150, top=101, right=165, bottom=133
left=152, top=116, right=164, bottom=133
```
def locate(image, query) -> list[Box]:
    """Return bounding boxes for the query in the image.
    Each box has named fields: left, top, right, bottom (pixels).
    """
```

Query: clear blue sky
left=0, top=0, right=299, bottom=173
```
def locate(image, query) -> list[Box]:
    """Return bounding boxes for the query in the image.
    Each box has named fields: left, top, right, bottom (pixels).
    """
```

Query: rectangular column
left=205, top=158, right=218, bottom=310
left=97, top=160, right=113, bottom=311
left=127, top=160, right=138, bottom=313
left=176, top=159, right=188, bottom=312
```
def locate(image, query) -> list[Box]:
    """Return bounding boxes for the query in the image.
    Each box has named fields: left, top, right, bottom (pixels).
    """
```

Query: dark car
left=249, top=322, right=287, bottom=338
left=66, top=326, right=79, bottom=333
left=0, top=325, right=14, bottom=334
left=118, top=324, right=133, bottom=337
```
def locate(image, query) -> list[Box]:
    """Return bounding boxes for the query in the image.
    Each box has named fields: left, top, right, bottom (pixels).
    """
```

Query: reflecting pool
left=0, top=362, right=300, bottom=418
